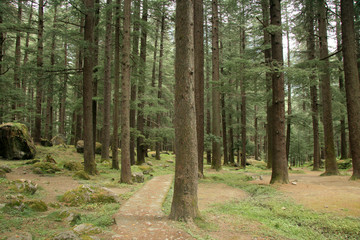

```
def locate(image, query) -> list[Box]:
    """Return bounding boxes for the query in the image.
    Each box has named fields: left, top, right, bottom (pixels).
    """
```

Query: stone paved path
left=112, top=174, right=193, bottom=240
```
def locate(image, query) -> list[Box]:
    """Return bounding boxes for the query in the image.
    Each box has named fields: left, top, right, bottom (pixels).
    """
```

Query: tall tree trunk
left=205, top=7, right=211, bottom=165
left=34, top=0, right=44, bottom=143
left=341, top=0, right=360, bottom=179
left=59, top=41, right=67, bottom=136
left=254, top=105, right=259, bottom=160
left=93, top=0, right=100, bottom=147
left=83, top=0, right=97, bottom=175
left=285, top=7, right=291, bottom=163
left=269, top=0, right=289, bottom=184
left=101, top=0, right=113, bottom=161
left=130, top=0, right=141, bottom=166
left=211, top=0, right=222, bottom=171
left=136, top=0, right=148, bottom=165
left=194, top=0, right=205, bottom=175
left=75, top=18, right=84, bottom=145
left=336, top=2, right=348, bottom=160
left=306, top=0, right=320, bottom=171
left=221, top=90, right=228, bottom=165
left=120, top=0, right=132, bottom=183
left=240, top=28, right=246, bottom=168
left=112, top=0, right=121, bottom=170
left=13, top=0, right=22, bottom=119
left=45, top=5, right=57, bottom=140
left=261, top=0, right=273, bottom=169
left=156, top=6, right=165, bottom=160
left=170, top=0, right=199, bottom=221
left=318, top=0, right=339, bottom=176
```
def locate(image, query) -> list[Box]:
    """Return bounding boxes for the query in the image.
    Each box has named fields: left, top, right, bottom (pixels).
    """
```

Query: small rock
left=146, top=161, right=153, bottom=166
left=73, top=223, right=102, bottom=235
left=259, top=175, right=263, bottom=180
left=41, top=138, right=53, bottom=147
left=163, top=165, right=170, bottom=168
left=0, top=164, right=11, bottom=173
left=132, top=172, right=144, bottom=183
left=7, top=232, right=32, bottom=240
left=0, top=169, right=6, bottom=178
left=143, top=170, right=150, bottom=175
left=291, top=182, right=297, bottom=185
left=51, top=134, right=67, bottom=146
left=73, top=170, right=90, bottom=180
left=53, top=230, right=80, bottom=240
left=25, top=199, right=48, bottom=212
left=166, top=160, right=174, bottom=163
left=25, top=159, right=40, bottom=165
left=324, top=205, right=329, bottom=208
left=281, top=207, right=286, bottom=210
left=0, top=203, right=5, bottom=208
left=14, top=179, right=38, bottom=195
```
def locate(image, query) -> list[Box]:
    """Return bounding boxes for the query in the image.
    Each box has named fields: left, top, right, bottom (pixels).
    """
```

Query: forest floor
left=1, top=145, right=360, bottom=239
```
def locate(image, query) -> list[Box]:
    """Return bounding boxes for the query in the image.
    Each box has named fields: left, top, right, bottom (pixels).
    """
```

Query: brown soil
left=250, top=169, right=360, bottom=217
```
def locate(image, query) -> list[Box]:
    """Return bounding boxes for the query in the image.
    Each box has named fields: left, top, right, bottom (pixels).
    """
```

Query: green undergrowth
left=201, top=172, right=360, bottom=240
left=77, top=203, right=120, bottom=228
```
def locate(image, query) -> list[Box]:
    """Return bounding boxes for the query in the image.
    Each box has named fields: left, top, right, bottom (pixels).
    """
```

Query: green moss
left=64, top=161, right=83, bottom=171
left=31, top=162, right=61, bottom=174
left=60, top=185, right=116, bottom=206
left=73, top=170, right=90, bottom=180
left=25, top=200, right=48, bottom=212
left=138, top=165, right=154, bottom=172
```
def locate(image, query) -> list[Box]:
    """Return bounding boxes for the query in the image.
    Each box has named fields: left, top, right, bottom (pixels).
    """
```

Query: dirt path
left=251, top=169, right=360, bottom=217
left=112, top=174, right=193, bottom=240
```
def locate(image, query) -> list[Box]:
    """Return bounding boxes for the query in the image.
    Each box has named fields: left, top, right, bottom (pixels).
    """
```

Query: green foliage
left=77, top=203, right=119, bottom=228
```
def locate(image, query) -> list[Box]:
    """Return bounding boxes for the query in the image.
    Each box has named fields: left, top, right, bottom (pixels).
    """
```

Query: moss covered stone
left=61, top=185, right=117, bottom=206
left=32, top=162, right=61, bottom=174
left=73, top=223, right=102, bottom=235
left=25, top=200, right=48, bottom=212
left=13, top=179, right=38, bottom=195
left=73, top=170, right=90, bottom=180
left=64, top=161, right=83, bottom=171
left=0, top=122, right=36, bottom=160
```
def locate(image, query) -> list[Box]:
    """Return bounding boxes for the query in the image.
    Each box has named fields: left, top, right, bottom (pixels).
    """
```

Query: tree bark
left=136, top=0, right=148, bottom=165
left=34, top=0, right=44, bottom=144
left=205, top=6, right=211, bottom=165
left=194, top=0, right=205, bottom=175
left=59, top=40, right=67, bottom=136
left=211, top=0, right=222, bottom=171
left=112, top=0, right=121, bottom=170
left=13, top=0, right=22, bottom=119
left=318, top=0, right=339, bottom=176
left=341, top=0, right=360, bottom=179
left=83, top=0, right=97, bottom=175
left=240, top=28, right=246, bottom=169
left=92, top=0, right=100, bottom=147
left=130, top=0, right=140, bottom=166
left=170, top=0, right=199, bottom=221
left=120, top=0, right=132, bottom=183
left=269, top=0, right=289, bottom=184
left=101, top=0, right=113, bottom=161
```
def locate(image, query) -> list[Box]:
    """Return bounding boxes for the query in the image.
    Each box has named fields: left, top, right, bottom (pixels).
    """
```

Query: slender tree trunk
left=261, top=0, right=273, bottom=169
left=254, top=105, right=259, bottom=160
left=101, top=0, right=113, bottom=161
left=59, top=41, right=67, bottom=136
left=170, top=0, right=199, bottom=221
left=240, top=28, right=246, bottom=168
left=156, top=6, right=165, bottom=161
left=341, top=0, right=360, bottom=179
left=130, top=0, right=140, bottom=166
left=205, top=7, right=211, bottom=165
left=318, top=0, right=339, bottom=176
left=269, top=0, right=289, bottom=184
left=121, top=0, right=132, bottom=183
left=45, top=5, right=57, bottom=140
left=34, top=0, right=44, bottom=143
left=211, top=0, right=222, bottom=171
left=75, top=19, right=84, bottom=145
left=194, top=0, right=205, bottom=175
left=136, top=0, right=148, bottom=165
left=92, top=0, right=100, bottom=147
left=221, top=90, right=228, bottom=165
left=285, top=9, right=291, bottom=163
left=13, top=0, right=22, bottom=119
left=112, top=0, right=121, bottom=170
left=83, top=0, right=97, bottom=175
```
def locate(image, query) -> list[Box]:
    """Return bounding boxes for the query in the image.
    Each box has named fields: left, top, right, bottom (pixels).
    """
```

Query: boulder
left=0, top=164, right=11, bottom=173
left=13, top=179, right=38, bottom=194
left=76, top=140, right=84, bottom=153
left=0, top=123, right=36, bottom=160
left=57, top=209, right=81, bottom=226
left=25, top=199, right=48, bottom=212
left=73, top=223, right=102, bottom=235
left=64, top=161, right=83, bottom=171
left=41, top=138, right=53, bottom=147
left=7, top=232, right=32, bottom=240
left=0, top=169, right=6, bottom=178
left=61, top=185, right=117, bottom=206
left=132, top=172, right=144, bottom=183
left=95, top=142, right=102, bottom=155
left=32, top=162, right=61, bottom=174
left=53, top=231, right=80, bottom=240
left=72, top=170, right=90, bottom=180
left=51, top=134, right=67, bottom=146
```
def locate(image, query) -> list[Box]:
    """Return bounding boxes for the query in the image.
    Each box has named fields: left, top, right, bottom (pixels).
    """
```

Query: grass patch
left=78, top=203, right=120, bottom=228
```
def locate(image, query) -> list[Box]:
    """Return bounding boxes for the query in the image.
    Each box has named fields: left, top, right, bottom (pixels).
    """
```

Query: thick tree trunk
left=120, top=0, right=132, bottom=183
left=13, top=0, right=22, bottom=119
left=59, top=41, right=67, bottom=136
left=136, top=0, right=148, bottom=165
left=34, top=0, right=44, bottom=143
left=211, top=0, right=222, bottom=171
left=341, top=0, right=360, bottom=179
left=194, top=0, right=205, bottom=175
left=285, top=15, right=291, bottom=163
left=170, top=0, right=199, bottom=221
left=318, top=0, right=339, bottom=176
left=112, top=0, right=121, bottom=170
left=92, top=0, right=100, bottom=147
left=205, top=8, right=211, bottom=165
left=83, top=0, right=97, bottom=175
left=269, top=0, right=289, bottom=184
left=101, top=0, right=112, bottom=161
left=130, top=0, right=140, bottom=166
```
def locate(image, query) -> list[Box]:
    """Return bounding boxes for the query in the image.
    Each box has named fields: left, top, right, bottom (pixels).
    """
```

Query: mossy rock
left=73, top=170, right=90, bottom=180
left=12, top=179, right=38, bottom=195
left=41, top=138, right=53, bottom=147
left=0, top=169, right=6, bottom=178
left=61, top=185, right=116, bottom=206
left=5, top=199, right=26, bottom=211
left=48, top=209, right=81, bottom=226
left=32, top=162, right=61, bottom=174
left=51, top=134, right=67, bottom=146
left=64, top=161, right=83, bottom=171
left=138, top=164, right=154, bottom=172
left=0, top=164, right=11, bottom=173
left=25, top=200, right=48, bottom=212
left=95, top=142, right=102, bottom=155
left=338, top=159, right=352, bottom=169
left=73, top=223, right=102, bottom=235
left=0, top=122, right=36, bottom=160
left=76, top=140, right=84, bottom=153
